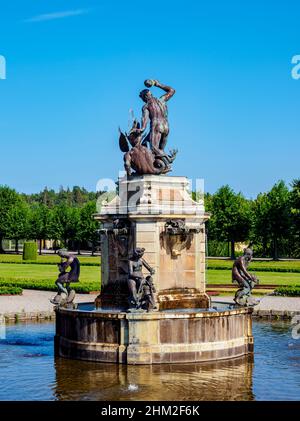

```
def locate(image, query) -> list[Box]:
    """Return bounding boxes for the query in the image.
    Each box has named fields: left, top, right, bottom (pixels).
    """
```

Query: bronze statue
left=119, top=79, right=177, bottom=176
left=138, top=275, right=156, bottom=312
left=139, top=79, right=175, bottom=157
left=232, top=248, right=259, bottom=306
left=127, top=248, right=156, bottom=311
left=50, top=250, right=80, bottom=306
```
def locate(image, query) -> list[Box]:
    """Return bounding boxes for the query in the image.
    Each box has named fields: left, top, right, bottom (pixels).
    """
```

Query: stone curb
left=253, top=309, right=300, bottom=319
left=1, top=311, right=55, bottom=322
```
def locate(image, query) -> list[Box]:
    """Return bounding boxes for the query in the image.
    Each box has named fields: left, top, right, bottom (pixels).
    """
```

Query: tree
left=208, top=185, right=252, bottom=259
left=50, top=204, right=80, bottom=250
left=252, top=181, right=291, bottom=260
left=289, top=179, right=300, bottom=257
left=251, top=192, right=270, bottom=257
left=78, top=201, right=99, bottom=254
left=0, top=186, right=22, bottom=253
left=6, top=200, right=30, bottom=253
left=29, top=204, right=52, bottom=254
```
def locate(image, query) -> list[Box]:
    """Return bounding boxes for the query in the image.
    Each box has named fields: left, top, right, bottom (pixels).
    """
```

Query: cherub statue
left=50, top=249, right=80, bottom=306
left=127, top=248, right=156, bottom=310
left=137, top=275, right=157, bottom=312
left=232, top=248, right=259, bottom=306
left=119, top=120, right=177, bottom=176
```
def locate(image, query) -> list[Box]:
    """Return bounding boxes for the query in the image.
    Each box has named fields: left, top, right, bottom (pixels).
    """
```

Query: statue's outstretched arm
left=154, top=80, right=175, bottom=102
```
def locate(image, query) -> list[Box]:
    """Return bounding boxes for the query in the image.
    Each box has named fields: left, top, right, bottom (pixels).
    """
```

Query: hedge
left=274, top=286, right=300, bottom=296
left=23, top=242, right=37, bottom=261
left=0, top=278, right=100, bottom=294
left=0, top=260, right=100, bottom=267
left=0, top=285, right=23, bottom=295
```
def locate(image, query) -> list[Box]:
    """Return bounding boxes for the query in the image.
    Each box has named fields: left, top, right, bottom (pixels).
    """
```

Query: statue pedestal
left=95, top=175, right=210, bottom=310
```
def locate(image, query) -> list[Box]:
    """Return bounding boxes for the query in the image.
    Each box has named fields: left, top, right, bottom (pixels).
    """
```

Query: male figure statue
left=138, top=79, right=175, bottom=158
left=232, top=248, right=259, bottom=306
left=50, top=249, right=80, bottom=306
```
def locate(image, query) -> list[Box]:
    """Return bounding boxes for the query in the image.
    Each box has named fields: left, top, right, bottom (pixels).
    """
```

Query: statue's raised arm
left=144, top=79, right=175, bottom=102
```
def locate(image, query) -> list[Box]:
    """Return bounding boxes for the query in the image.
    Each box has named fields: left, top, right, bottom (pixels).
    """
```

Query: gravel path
left=1, top=291, right=300, bottom=320
left=213, top=295, right=300, bottom=316
left=0, top=290, right=98, bottom=320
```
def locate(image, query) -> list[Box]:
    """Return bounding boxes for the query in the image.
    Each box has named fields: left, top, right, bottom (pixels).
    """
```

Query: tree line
left=205, top=179, right=300, bottom=259
left=0, top=180, right=300, bottom=259
left=0, top=186, right=100, bottom=254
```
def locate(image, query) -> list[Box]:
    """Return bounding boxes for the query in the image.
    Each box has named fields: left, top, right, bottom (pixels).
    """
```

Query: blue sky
left=0, top=0, right=299, bottom=198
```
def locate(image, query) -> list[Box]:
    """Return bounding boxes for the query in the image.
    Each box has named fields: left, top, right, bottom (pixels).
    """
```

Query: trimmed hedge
left=274, top=286, right=300, bottom=297
left=0, top=285, right=23, bottom=295
left=0, top=260, right=100, bottom=266
left=0, top=278, right=99, bottom=293
left=23, top=242, right=37, bottom=261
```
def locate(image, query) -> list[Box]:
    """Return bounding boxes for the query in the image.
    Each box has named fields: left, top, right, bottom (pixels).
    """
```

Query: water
left=71, top=302, right=236, bottom=313
left=0, top=320, right=299, bottom=400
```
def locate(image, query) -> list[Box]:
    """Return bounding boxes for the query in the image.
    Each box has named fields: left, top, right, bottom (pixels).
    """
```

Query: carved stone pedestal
left=94, top=175, right=210, bottom=310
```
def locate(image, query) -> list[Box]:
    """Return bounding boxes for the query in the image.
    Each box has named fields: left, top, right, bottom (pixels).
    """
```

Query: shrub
left=207, top=241, right=229, bottom=257
left=0, top=278, right=99, bottom=294
left=23, top=241, right=37, bottom=261
left=0, top=286, right=23, bottom=295
left=274, top=286, right=300, bottom=296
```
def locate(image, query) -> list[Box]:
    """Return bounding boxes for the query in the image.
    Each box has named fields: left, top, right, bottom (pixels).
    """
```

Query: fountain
left=54, top=79, right=254, bottom=364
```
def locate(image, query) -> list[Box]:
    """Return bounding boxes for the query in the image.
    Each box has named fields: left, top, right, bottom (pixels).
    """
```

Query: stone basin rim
left=56, top=303, right=253, bottom=320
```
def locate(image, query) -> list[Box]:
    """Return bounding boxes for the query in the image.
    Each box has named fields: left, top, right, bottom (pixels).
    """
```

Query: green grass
left=0, top=254, right=100, bottom=266
left=1, top=258, right=300, bottom=293
left=1, top=254, right=300, bottom=273
left=0, top=263, right=100, bottom=293
left=207, top=269, right=300, bottom=286
left=207, top=259, right=300, bottom=273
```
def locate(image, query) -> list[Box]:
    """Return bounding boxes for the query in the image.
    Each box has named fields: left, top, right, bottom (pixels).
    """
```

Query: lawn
left=207, top=269, right=300, bottom=286
left=0, top=254, right=100, bottom=266
left=1, top=261, right=300, bottom=293
left=0, top=263, right=101, bottom=293
left=1, top=254, right=300, bottom=273
left=207, top=259, right=300, bottom=273
left=0, top=263, right=100, bottom=281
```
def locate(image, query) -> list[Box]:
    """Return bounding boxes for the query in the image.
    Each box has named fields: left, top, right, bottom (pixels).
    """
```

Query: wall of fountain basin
left=55, top=304, right=254, bottom=365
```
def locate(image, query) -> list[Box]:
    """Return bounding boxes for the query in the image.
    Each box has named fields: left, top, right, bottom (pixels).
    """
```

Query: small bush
left=23, top=242, right=38, bottom=261
left=274, top=286, right=300, bottom=296
left=0, top=286, right=23, bottom=295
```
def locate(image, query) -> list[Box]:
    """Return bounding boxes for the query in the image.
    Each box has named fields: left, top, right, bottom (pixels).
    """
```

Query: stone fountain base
left=55, top=305, right=253, bottom=364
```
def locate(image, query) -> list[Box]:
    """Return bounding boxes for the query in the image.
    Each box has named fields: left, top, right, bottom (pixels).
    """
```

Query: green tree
left=6, top=200, right=30, bottom=253
left=208, top=185, right=252, bottom=259
left=0, top=186, right=22, bottom=253
left=50, top=204, right=80, bottom=250
left=251, top=192, right=270, bottom=257
left=252, top=181, right=291, bottom=260
left=78, top=201, right=99, bottom=255
left=29, top=204, right=52, bottom=254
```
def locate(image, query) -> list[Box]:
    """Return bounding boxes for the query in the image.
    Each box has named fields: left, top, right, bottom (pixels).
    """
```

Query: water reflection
left=53, top=355, right=254, bottom=401
left=0, top=320, right=299, bottom=400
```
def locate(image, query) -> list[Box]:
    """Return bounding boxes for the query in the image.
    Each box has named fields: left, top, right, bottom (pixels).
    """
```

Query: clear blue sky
left=0, top=0, right=299, bottom=198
